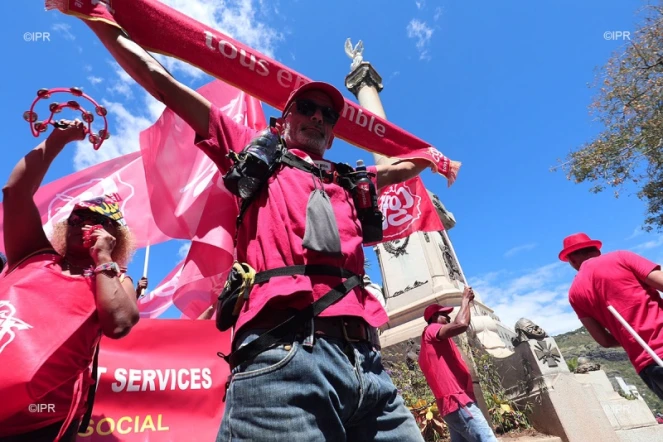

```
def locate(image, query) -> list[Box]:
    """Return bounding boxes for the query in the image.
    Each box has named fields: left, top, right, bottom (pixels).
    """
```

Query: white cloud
left=87, top=76, right=103, bottom=85
left=504, top=242, right=537, bottom=258
left=415, top=0, right=425, bottom=9
left=52, top=23, right=76, bottom=41
left=72, top=100, right=153, bottom=170
left=149, top=0, right=283, bottom=80
left=406, top=19, right=434, bottom=60
left=106, top=61, right=135, bottom=99
left=434, top=7, right=443, bottom=21
left=632, top=236, right=663, bottom=252
left=626, top=226, right=645, bottom=240
left=470, top=262, right=580, bottom=336
left=178, top=241, right=192, bottom=261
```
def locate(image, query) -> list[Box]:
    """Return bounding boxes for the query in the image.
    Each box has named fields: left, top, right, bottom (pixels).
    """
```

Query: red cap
left=282, top=81, right=345, bottom=116
left=558, top=232, right=602, bottom=262
left=424, top=304, right=454, bottom=322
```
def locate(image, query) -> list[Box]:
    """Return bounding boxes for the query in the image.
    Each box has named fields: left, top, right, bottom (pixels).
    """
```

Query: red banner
left=76, top=319, right=230, bottom=441
left=378, top=176, right=443, bottom=242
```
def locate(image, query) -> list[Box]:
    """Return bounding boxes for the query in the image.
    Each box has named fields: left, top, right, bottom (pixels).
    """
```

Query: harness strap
left=226, top=275, right=362, bottom=369
left=254, top=264, right=358, bottom=284
left=78, top=342, right=100, bottom=433
left=219, top=264, right=363, bottom=368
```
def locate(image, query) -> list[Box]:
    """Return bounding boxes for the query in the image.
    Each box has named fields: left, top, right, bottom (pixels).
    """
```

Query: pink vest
left=0, top=252, right=101, bottom=439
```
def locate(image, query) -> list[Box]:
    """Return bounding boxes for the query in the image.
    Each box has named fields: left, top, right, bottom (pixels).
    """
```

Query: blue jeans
left=443, top=403, right=497, bottom=442
left=216, top=327, right=424, bottom=441
left=639, top=363, right=663, bottom=401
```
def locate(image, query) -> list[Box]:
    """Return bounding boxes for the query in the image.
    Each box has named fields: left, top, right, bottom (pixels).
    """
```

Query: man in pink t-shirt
left=560, top=232, right=663, bottom=401
left=89, top=20, right=434, bottom=441
left=418, top=287, right=498, bottom=442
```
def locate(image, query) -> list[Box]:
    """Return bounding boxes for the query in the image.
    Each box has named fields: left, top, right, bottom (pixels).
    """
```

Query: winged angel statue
left=345, top=38, right=364, bottom=71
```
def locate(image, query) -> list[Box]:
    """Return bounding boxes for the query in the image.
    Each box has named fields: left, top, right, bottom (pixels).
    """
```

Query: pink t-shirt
left=195, top=105, right=389, bottom=334
left=568, top=250, right=663, bottom=373
left=417, top=324, right=475, bottom=417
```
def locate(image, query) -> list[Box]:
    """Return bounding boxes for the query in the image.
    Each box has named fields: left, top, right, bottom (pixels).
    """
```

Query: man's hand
left=47, top=119, right=86, bottom=146
left=84, top=226, right=117, bottom=264
left=462, top=285, right=475, bottom=304
left=137, top=277, right=148, bottom=292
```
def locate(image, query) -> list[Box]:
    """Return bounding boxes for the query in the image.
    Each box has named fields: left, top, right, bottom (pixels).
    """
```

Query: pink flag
left=137, top=260, right=181, bottom=318
left=377, top=176, right=444, bottom=243
left=0, top=151, right=169, bottom=253
left=138, top=80, right=266, bottom=318
left=139, top=80, right=266, bottom=241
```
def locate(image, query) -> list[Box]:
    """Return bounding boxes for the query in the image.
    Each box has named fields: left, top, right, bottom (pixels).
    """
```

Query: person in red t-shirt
left=88, top=19, right=434, bottom=441
left=418, top=287, right=498, bottom=442
left=560, top=232, right=663, bottom=401
left=0, top=121, right=139, bottom=441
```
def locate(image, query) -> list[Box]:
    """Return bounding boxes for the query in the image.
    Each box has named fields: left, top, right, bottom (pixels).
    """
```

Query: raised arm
left=84, top=20, right=211, bottom=138
left=436, top=286, right=475, bottom=340
left=375, top=158, right=431, bottom=190
left=2, top=122, right=86, bottom=269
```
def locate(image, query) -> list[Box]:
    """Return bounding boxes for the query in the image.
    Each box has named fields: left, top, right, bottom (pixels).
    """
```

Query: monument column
left=342, top=39, right=494, bottom=423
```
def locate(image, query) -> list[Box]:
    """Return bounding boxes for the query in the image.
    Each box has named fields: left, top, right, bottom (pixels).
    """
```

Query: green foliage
left=566, top=357, right=579, bottom=372
left=387, top=361, right=448, bottom=441
left=469, top=349, right=532, bottom=434
left=555, top=2, right=663, bottom=230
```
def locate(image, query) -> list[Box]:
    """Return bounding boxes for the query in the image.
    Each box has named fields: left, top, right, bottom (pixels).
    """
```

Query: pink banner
left=76, top=319, right=230, bottom=441
left=47, top=0, right=460, bottom=184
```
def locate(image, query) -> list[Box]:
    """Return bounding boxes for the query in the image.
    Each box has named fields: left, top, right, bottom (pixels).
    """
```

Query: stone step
left=497, top=436, right=562, bottom=442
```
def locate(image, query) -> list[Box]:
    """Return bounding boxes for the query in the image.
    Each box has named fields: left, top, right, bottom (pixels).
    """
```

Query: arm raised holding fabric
left=2, top=121, right=86, bottom=269
left=85, top=20, right=211, bottom=138
left=375, top=158, right=431, bottom=190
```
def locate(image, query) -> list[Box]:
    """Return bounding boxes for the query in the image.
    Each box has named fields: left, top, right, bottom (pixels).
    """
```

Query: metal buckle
left=341, top=319, right=364, bottom=343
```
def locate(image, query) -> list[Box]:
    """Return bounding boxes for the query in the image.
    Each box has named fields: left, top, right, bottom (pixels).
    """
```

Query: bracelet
left=94, top=262, right=120, bottom=276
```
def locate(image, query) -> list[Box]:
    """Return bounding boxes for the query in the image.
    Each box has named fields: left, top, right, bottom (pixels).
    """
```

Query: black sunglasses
left=293, top=99, right=340, bottom=125
left=68, top=212, right=115, bottom=229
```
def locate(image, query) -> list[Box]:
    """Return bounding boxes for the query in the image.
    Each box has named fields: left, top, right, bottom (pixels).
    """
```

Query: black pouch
left=216, top=262, right=256, bottom=331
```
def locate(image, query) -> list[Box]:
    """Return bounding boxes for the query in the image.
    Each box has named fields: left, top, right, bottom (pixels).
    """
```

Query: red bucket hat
left=282, top=81, right=345, bottom=116
left=424, top=304, right=454, bottom=322
left=558, top=233, right=602, bottom=262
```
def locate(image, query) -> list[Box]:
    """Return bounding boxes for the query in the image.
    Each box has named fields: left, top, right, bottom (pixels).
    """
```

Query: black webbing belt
left=219, top=265, right=363, bottom=369
left=78, top=342, right=100, bottom=432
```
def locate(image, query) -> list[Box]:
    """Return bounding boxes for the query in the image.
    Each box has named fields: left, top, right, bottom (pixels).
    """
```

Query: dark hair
left=568, top=246, right=600, bottom=260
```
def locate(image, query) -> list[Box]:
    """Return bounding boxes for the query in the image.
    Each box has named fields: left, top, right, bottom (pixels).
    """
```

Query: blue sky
left=3, top=0, right=661, bottom=334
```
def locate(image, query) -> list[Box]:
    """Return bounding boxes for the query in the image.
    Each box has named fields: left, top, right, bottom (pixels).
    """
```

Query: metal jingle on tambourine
left=37, top=88, right=50, bottom=99
left=49, top=102, right=62, bottom=113
left=23, top=111, right=37, bottom=123
left=98, top=129, right=110, bottom=140
left=95, top=105, right=107, bottom=117
left=82, top=112, right=94, bottom=123
left=70, top=87, right=83, bottom=97
left=88, top=134, right=100, bottom=145
left=67, top=100, right=81, bottom=110
left=34, top=121, right=48, bottom=133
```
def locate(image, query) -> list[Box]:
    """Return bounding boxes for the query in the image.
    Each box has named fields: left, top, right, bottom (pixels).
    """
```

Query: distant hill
left=555, top=327, right=663, bottom=414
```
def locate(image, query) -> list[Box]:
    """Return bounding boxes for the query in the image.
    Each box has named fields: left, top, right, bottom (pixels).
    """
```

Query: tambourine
left=23, top=87, right=110, bottom=150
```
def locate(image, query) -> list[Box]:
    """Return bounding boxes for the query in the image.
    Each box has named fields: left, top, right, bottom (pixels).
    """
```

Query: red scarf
left=46, top=0, right=461, bottom=186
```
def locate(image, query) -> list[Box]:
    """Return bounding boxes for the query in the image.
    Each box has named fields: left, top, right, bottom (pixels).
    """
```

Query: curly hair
left=49, top=221, right=136, bottom=267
